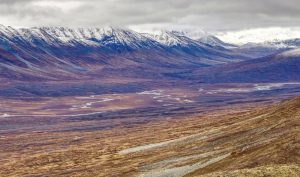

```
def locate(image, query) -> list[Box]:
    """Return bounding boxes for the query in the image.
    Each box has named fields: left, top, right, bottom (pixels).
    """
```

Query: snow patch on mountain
left=144, top=31, right=193, bottom=46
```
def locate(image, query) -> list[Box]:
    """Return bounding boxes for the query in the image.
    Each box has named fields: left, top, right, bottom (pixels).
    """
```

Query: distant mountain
left=160, top=30, right=237, bottom=48
left=196, top=35, right=236, bottom=48
left=216, top=28, right=300, bottom=58
left=183, top=48, right=300, bottom=83
left=0, top=25, right=249, bottom=81
left=228, top=38, right=300, bottom=59
left=266, top=38, right=300, bottom=48
left=232, top=43, right=285, bottom=59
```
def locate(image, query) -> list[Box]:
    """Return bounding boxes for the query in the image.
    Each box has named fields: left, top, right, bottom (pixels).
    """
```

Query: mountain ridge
left=1, top=25, right=300, bottom=83
left=0, top=25, right=249, bottom=81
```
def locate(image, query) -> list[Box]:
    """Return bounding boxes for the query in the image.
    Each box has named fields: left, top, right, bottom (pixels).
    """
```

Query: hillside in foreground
left=199, top=164, right=300, bottom=177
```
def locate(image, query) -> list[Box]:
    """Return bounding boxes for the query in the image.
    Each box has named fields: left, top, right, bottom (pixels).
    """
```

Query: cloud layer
left=217, top=27, right=300, bottom=44
left=0, top=0, right=300, bottom=32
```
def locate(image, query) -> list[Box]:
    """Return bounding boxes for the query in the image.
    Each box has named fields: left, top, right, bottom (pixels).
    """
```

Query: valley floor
left=0, top=93, right=299, bottom=176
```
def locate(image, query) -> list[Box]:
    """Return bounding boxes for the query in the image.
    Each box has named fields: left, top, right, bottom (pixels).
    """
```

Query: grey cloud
left=0, top=0, right=299, bottom=31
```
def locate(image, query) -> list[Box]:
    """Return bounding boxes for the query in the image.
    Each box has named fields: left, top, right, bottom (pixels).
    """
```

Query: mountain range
left=0, top=25, right=299, bottom=85
left=0, top=25, right=248, bottom=81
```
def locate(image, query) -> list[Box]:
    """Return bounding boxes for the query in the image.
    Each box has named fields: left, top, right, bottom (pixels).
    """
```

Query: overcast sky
left=0, top=0, right=299, bottom=33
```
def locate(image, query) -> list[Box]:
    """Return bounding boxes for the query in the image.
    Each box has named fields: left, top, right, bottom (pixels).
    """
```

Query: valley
left=0, top=93, right=299, bottom=177
left=1, top=82, right=300, bottom=134
left=0, top=25, right=299, bottom=176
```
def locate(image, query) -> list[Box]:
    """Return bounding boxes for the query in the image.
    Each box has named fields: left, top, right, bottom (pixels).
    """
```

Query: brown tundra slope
left=199, top=164, right=300, bottom=177
left=120, top=97, right=300, bottom=177
left=0, top=97, right=299, bottom=177
left=128, top=97, right=300, bottom=177
left=188, top=97, right=300, bottom=176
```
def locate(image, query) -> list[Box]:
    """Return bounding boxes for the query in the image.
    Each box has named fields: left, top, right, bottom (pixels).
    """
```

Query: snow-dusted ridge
left=144, top=31, right=197, bottom=46
left=0, top=25, right=232, bottom=49
left=0, top=25, right=161, bottom=48
left=1, top=25, right=300, bottom=49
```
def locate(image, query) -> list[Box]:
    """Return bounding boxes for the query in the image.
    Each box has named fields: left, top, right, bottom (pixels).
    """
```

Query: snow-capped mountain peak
left=158, top=30, right=235, bottom=48
left=144, top=31, right=187, bottom=46
left=95, top=27, right=157, bottom=48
